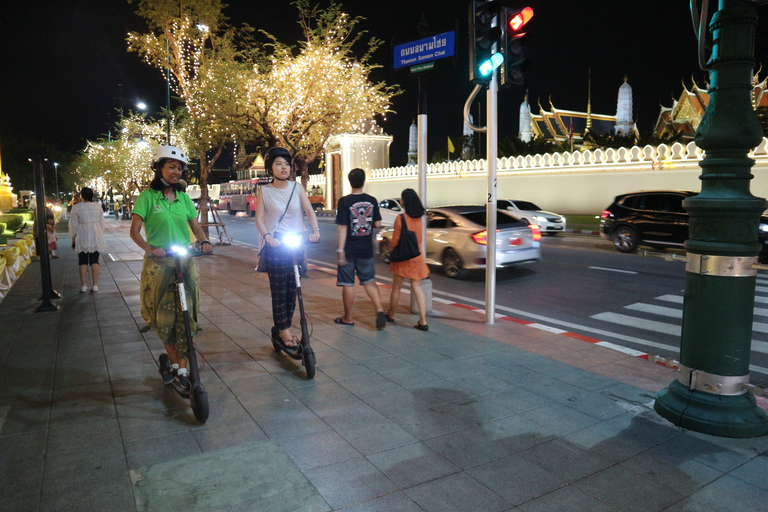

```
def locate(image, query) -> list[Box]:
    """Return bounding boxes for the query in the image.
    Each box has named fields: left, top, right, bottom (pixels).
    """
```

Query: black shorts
left=78, top=251, right=100, bottom=266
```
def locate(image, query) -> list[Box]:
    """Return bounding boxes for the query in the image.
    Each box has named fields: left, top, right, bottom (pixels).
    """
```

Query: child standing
left=46, top=214, right=59, bottom=259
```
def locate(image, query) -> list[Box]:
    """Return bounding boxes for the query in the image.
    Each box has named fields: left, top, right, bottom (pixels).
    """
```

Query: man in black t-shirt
left=335, top=168, right=387, bottom=329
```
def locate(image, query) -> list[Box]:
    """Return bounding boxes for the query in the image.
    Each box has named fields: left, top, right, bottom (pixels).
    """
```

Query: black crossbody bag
left=388, top=214, right=421, bottom=262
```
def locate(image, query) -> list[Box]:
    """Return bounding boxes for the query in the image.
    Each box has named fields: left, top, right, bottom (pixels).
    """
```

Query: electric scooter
left=270, top=233, right=316, bottom=379
left=157, top=245, right=210, bottom=422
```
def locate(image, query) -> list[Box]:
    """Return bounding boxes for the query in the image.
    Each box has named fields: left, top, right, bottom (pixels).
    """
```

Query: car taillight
left=472, top=231, right=488, bottom=245
left=471, top=229, right=500, bottom=245
left=530, top=224, right=541, bottom=241
left=600, top=210, right=611, bottom=219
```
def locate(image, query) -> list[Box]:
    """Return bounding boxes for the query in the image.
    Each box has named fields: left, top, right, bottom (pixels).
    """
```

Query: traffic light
left=500, top=6, right=533, bottom=86
left=469, top=0, right=502, bottom=85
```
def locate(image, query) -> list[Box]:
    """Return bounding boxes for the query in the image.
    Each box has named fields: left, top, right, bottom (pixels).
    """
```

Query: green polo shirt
left=132, top=188, right=198, bottom=249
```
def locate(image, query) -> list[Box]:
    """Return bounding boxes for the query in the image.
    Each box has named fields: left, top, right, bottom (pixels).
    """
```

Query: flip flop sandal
left=334, top=317, right=355, bottom=326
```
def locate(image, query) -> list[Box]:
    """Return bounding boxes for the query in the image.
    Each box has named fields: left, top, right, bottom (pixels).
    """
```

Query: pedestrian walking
left=254, top=147, right=320, bottom=348
left=335, top=168, right=386, bottom=328
left=129, top=145, right=213, bottom=390
left=69, top=187, right=107, bottom=292
left=387, top=188, right=430, bottom=331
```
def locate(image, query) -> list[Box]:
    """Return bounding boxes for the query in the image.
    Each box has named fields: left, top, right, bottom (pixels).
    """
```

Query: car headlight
left=760, top=223, right=768, bottom=233
left=531, top=215, right=542, bottom=222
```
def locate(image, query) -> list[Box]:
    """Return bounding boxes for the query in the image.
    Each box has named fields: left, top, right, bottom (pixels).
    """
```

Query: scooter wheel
left=303, top=351, right=316, bottom=379
left=191, top=386, right=209, bottom=423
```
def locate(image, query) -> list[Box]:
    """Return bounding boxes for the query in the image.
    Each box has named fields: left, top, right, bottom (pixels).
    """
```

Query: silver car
left=377, top=206, right=541, bottom=278
left=497, top=199, right=566, bottom=236
left=378, top=198, right=404, bottom=227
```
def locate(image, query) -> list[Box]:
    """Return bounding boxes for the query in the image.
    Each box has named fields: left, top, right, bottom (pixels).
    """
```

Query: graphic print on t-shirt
left=350, top=201, right=374, bottom=236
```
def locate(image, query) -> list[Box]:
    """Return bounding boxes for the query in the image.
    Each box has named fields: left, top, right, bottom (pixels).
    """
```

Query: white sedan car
left=378, top=198, right=404, bottom=227
left=377, top=205, right=541, bottom=279
left=497, top=199, right=566, bottom=236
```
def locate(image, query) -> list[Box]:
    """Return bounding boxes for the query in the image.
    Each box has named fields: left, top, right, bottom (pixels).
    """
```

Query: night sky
left=2, top=0, right=768, bottom=171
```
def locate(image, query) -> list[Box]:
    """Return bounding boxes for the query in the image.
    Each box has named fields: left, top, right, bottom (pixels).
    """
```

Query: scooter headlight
left=171, top=245, right=188, bottom=256
left=282, top=234, right=302, bottom=248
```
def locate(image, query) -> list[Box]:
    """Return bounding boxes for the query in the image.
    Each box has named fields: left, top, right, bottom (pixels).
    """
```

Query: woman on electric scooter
left=254, top=147, right=320, bottom=349
left=130, top=145, right=213, bottom=390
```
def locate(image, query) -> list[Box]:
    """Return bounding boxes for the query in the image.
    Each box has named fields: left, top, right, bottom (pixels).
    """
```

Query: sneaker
left=175, top=370, right=191, bottom=391
left=92, top=285, right=98, bottom=292
left=160, top=366, right=175, bottom=384
left=80, top=286, right=89, bottom=293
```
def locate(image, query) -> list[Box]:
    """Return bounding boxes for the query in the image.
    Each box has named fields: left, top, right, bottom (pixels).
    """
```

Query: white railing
left=369, top=139, right=768, bottom=179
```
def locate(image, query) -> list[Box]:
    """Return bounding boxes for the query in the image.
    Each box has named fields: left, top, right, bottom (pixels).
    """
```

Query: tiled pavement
left=1, top=216, right=767, bottom=511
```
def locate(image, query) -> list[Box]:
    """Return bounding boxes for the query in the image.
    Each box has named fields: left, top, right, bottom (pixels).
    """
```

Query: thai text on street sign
left=394, top=31, right=455, bottom=70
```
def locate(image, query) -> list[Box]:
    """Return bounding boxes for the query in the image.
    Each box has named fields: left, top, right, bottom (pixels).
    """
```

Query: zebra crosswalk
left=589, top=274, right=768, bottom=377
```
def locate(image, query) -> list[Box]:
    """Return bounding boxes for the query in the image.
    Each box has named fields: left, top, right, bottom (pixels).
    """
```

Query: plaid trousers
left=263, top=244, right=300, bottom=330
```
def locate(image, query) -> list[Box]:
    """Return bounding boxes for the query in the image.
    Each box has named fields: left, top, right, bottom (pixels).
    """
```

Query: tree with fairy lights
left=127, top=0, right=247, bottom=231
left=241, top=0, right=399, bottom=184
left=75, top=115, right=189, bottom=206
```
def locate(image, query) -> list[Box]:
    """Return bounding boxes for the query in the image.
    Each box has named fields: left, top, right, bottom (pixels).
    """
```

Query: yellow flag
left=447, top=136, right=455, bottom=154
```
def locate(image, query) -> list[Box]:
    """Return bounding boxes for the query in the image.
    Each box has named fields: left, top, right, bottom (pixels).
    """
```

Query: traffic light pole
left=417, top=76, right=428, bottom=254
left=484, top=68, right=498, bottom=326
left=654, top=0, right=768, bottom=437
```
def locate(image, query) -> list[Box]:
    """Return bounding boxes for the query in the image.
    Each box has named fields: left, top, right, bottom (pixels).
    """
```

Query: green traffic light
left=479, top=52, right=504, bottom=76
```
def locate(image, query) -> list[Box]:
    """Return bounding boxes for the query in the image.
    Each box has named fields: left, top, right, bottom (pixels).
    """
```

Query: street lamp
left=53, top=162, right=59, bottom=201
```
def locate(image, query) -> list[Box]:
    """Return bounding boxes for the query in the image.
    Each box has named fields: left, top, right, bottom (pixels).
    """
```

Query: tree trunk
left=296, top=156, right=309, bottom=189
left=199, top=152, right=211, bottom=238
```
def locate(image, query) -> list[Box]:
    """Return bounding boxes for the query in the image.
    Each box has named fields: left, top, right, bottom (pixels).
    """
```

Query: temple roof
left=531, top=103, right=618, bottom=142
left=653, top=77, right=768, bottom=139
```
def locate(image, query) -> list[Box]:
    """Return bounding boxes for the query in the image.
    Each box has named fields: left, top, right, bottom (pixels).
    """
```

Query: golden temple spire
left=586, top=68, right=592, bottom=133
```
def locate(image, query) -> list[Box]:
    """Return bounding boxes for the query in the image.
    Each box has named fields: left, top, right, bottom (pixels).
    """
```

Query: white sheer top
left=259, top=182, right=306, bottom=235
left=69, top=201, right=107, bottom=253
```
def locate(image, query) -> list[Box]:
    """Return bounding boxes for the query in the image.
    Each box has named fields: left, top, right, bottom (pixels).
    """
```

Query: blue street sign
left=394, top=31, right=455, bottom=70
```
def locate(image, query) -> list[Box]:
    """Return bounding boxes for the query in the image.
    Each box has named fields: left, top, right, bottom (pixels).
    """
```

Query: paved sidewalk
left=1, top=216, right=767, bottom=511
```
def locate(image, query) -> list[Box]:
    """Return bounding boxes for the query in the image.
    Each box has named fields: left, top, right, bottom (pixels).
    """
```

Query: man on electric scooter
left=130, top=145, right=213, bottom=390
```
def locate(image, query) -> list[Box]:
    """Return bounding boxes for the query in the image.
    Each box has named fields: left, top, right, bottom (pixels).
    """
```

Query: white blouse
left=69, top=201, right=107, bottom=253
left=259, top=182, right=306, bottom=235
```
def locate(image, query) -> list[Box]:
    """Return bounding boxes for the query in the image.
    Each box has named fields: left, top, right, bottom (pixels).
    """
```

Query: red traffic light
left=508, top=6, right=533, bottom=33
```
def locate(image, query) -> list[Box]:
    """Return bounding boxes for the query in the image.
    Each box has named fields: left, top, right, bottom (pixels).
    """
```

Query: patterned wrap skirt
left=140, top=254, right=200, bottom=357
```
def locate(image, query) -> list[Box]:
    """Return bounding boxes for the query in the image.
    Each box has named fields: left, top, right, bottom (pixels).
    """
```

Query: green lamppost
left=654, top=0, right=768, bottom=437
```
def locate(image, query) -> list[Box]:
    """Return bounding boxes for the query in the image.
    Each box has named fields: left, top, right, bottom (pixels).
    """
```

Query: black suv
left=600, top=190, right=768, bottom=255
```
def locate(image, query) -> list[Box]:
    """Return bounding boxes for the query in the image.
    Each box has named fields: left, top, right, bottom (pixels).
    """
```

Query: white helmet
left=151, top=145, right=188, bottom=171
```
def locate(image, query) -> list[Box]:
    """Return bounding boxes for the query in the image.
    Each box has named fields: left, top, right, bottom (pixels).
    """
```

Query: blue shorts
left=337, top=257, right=376, bottom=286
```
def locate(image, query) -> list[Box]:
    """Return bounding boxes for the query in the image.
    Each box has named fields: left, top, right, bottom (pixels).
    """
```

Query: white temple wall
left=365, top=139, right=768, bottom=214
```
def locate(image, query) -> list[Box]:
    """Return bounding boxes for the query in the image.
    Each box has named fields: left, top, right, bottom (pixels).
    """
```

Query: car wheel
left=442, top=248, right=465, bottom=279
left=379, top=238, right=391, bottom=263
left=612, top=226, right=639, bottom=253
left=544, top=232, right=558, bottom=237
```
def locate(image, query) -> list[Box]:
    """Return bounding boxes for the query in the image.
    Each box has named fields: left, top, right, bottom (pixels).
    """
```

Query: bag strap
left=276, top=182, right=298, bottom=229
left=261, top=182, right=297, bottom=250
left=399, top=214, right=410, bottom=233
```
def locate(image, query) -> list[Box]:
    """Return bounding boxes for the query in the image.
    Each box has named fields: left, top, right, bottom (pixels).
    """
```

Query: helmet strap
left=160, top=177, right=172, bottom=188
